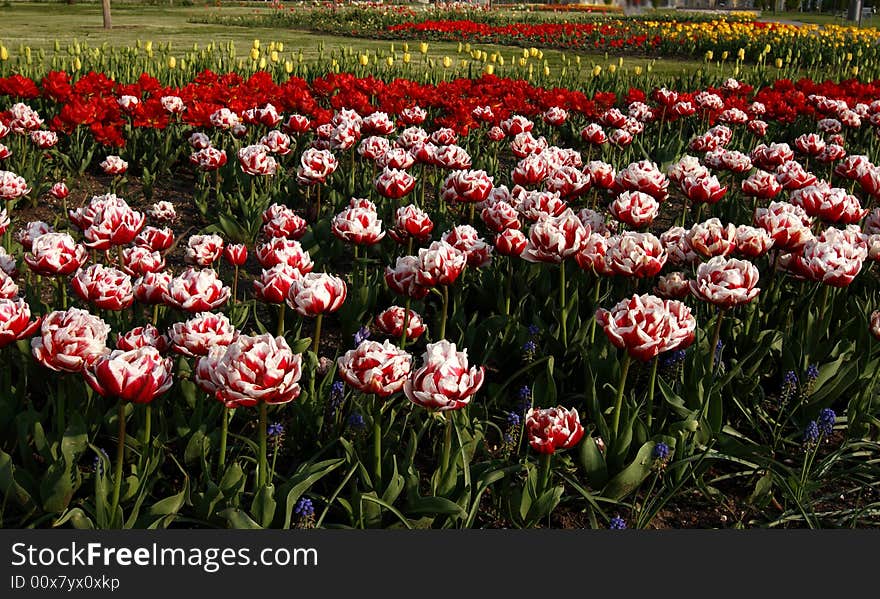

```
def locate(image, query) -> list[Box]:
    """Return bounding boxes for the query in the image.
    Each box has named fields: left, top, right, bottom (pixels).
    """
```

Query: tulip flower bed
left=3, top=61, right=880, bottom=530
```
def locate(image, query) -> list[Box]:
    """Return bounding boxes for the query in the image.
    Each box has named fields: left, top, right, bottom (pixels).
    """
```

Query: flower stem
left=218, top=408, right=229, bottom=474
left=311, top=312, right=323, bottom=355
left=232, top=265, right=240, bottom=305
left=258, top=402, right=268, bottom=488
left=277, top=302, right=286, bottom=338
left=646, top=357, right=659, bottom=431
left=56, top=377, right=66, bottom=437
left=439, top=285, right=449, bottom=340
left=111, top=401, right=126, bottom=522
left=400, top=297, right=411, bottom=349
left=538, top=452, right=553, bottom=496
left=710, top=308, right=725, bottom=376
left=372, top=398, right=382, bottom=488
left=611, top=353, right=632, bottom=438
left=559, top=262, right=567, bottom=348
left=589, top=277, right=601, bottom=345
left=141, top=404, right=151, bottom=466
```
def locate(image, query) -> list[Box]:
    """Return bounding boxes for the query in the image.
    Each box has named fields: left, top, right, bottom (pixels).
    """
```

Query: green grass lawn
left=756, top=9, right=880, bottom=27
left=0, top=2, right=718, bottom=78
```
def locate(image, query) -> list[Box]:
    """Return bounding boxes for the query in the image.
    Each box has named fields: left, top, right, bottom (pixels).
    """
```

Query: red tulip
left=686, top=218, right=737, bottom=258
left=0, top=298, right=40, bottom=348
left=185, top=234, right=224, bottom=267
left=337, top=339, right=412, bottom=397
left=147, top=201, right=177, bottom=225
left=255, top=238, right=314, bottom=272
left=610, top=191, right=659, bottom=228
left=375, top=167, right=415, bottom=199
left=404, top=340, right=484, bottom=411
left=596, top=293, right=696, bottom=362
left=735, top=225, right=775, bottom=258
left=190, top=147, right=227, bottom=171
left=82, top=197, right=145, bottom=249
left=83, top=347, right=173, bottom=404
left=495, top=228, right=528, bottom=257
left=521, top=209, right=586, bottom=264
left=134, top=226, right=174, bottom=252
left=169, top=311, right=237, bottom=357
left=481, top=200, right=521, bottom=232
left=100, top=155, right=128, bottom=175
left=690, top=257, right=761, bottom=307
left=754, top=201, right=814, bottom=251
left=163, top=267, right=230, bottom=312
left=374, top=306, right=426, bottom=341
left=253, top=263, right=301, bottom=304
left=525, top=406, right=584, bottom=454
left=224, top=243, right=248, bottom=266
left=133, top=271, right=172, bottom=305
left=605, top=232, right=667, bottom=278
left=204, top=334, right=302, bottom=408
left=0, top=170, right=29, bottom=201
left=31, top=308, right=110, bottom=373
left=385, top=255, right=430, bottom=300
left=71, top=264, right=134, bottom=311
left=116, top=324, right=168, bottom=353
left=332, top=204, right=385, bottom=245
left=238, top=144, right=277, bottom=176
left=287, top=272, right=347, bottom=317
left=416, top=240, right=467, bottom=287
left=440, top=169, right=493, bottom=203
left=24, top=232, right=89, bottom=277
left=442, top=225, right=492, bottom=268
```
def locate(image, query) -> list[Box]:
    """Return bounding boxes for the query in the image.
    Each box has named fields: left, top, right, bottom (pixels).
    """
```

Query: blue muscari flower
left=348, top=412, right=366, bottom=430
left=608, top=516, right=627, bottom=530
left=517, top=385, right=531, bottom=401
left=506, top=412, right=521, bottom=428
left=817, top=408, right=836, bottom=436
left=783, top=370, right=799, bottom=386
left=294, top=498, right=314, bottom=518
left=93, top=448, right=109, bottom=473
left=661, top=349, right=686, bottom=368
left=329, top=380, right=345, bottom=410
left=353, top=326, right=371, bottom=345
left=268, top=422, right=285, bottom=438
left=806, top=364, right=819, bottom=381
left=652, top=442, right=670, bottom=461
left=523, top=340, right=537, bottom=353
left=527, top=324, right=540, bottom=337
left=803, top=421, right=819, bottom=444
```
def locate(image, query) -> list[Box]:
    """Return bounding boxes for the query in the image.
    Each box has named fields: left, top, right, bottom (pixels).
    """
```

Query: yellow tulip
left=167, top=55, right=176, bottom=69
left=721, top=51, right=729, bottom=60
left=705, top=50, right=714, bottom=61
left=497, top=55, right=504, bottom=66
left=592, top=65, right=602, bottom=76
left=386, top=56, right=394, bottom=67
left=852, top=65, right=860, bottom=75
left=543, top=66, right=550, bottom=76
left=403, top=52, right=411, bottom=64
left=403, top=42, right=409, bottom=52
left=489, top=53, right=497, bottom=63
left=269, top=42, right=276, bottom=52
left=457, top=42, right=462, bottom=53
left=253, top=39, right=260, bottom=50
left=518, top=57, right=527, bottom=67
left=775, top=58, right=783, bottom=68
left=608, top=64, right=617, bottom=74
left=737, top=48, right=745, bottom=60
left=145, top=40, right=153, bottom=53
left=529, top=47, right=538, bottom=57
left=358, top=54, right=369, bottom=66
left=73, top=57, right=82, bottom=70
left=270, top=50, right=279, bottom=63
left=278, top=42, right=284, bottom=52
left=259, top=56, right=267, bottom=69
left=0, top=46, right=7, bottom=61
left=464, top=43, right=470, bottom=53
left=634, top=66, right=642, bottom=75
left=484, top=64, right=494, bottom=75
left=250, top=48, right=260, bottom=61
left=419, top=42, right=429, bottom=54
left=522, top=48, right=529, bottom=58
left=442, top=56, right=452, bottom=68
left=285, top=60, right=293, bottom=74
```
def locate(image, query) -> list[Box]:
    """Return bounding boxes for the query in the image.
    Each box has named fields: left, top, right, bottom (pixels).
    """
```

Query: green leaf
left=279, top=458, right=344, bottom=529
left=221, top=507, right=263, bottom=529
left=525, top=485, right=563, bottom=524
left=407, top=496, right=467, bottom=519
left=603, top=441, right=658, bottom=500
left=40, top=459, right=75, bottom=514
left=0, top=449, right=34, bottom=509
left=578, top=435, right=609, bottom=489
left=251, top=484, right=277, bottom=528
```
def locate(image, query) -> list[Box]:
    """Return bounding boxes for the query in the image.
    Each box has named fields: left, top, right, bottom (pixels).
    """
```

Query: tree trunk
left=102, top=0, right=112, bottom=30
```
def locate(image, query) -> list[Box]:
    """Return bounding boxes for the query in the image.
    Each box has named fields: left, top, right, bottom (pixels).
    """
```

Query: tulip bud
left=250, top=47, right=259, bottom=61
left=285, top=60, right=293, bottom=73
left=259, top=56, right=266, bottom=69
left=270, top=50, right=279, bottom=63
left=403, top=52, right=411, bottom=63
left=0, top=46, right=7, bottom=61
left=419, top=42, right=428, bottom=54
left=358, top=53, right=369, bottom=66
left=167, top=55, right=176, bottom=69
left=252, top=39, right=260, bottom=50
left=483, top=64, right=494, bottom=75
left=775, top=58, right=783, bottom=68
left=442, top=56, right=452, bottom=68
left=385, top=56, right=394, bottom=67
